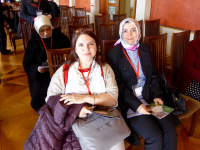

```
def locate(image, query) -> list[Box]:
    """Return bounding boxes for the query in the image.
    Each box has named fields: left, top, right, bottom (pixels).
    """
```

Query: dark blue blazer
left=107, top=43, right=161, bottom=145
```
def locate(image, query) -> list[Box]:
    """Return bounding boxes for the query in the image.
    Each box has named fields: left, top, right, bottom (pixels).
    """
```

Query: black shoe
left=6, top=49, right=11, bottom=52
left=1, top=50, right=13, bottom=55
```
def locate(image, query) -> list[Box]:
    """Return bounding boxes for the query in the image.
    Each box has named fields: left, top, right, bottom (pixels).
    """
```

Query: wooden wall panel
left=100, top=0, right=108, bottom=15
left=76, top=0, right=91, bottom=12
left=59, top=0, right=69, bottom=6
left=150, top=0, right=200, bottom=31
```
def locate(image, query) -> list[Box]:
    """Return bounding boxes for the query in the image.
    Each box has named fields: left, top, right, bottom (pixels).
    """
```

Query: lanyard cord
left=79, top=63, right=92, bottom=95
left=29, top=0, right=41, bottom=9
left=40, top=36, right=52, bottom=52
left=122, top=47, right=139, bottom=80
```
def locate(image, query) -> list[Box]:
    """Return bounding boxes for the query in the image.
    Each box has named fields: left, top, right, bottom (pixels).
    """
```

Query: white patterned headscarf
left=34, top=15, right=53, bottom=38
left=115, top=18, right=141, bottom=50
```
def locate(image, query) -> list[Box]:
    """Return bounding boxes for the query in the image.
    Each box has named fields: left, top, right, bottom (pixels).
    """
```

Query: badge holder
left=132, top=83, right=143, bottom=99
left=36, top=10, right=43, bottom=16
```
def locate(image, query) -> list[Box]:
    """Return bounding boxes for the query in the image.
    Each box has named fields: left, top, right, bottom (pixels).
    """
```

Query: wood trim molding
left=132, top=0, right=137, bottom=19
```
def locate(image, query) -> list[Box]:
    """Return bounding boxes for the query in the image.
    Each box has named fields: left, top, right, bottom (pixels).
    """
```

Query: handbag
left=156, top=70, right=188, bottom=115
left=72, top=106, right=131, bottom=150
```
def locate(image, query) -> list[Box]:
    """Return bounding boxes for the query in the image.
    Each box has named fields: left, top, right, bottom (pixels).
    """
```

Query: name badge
left=36, top=10, right=43, bottom=16
left=134, top=86, right=143, bottom=97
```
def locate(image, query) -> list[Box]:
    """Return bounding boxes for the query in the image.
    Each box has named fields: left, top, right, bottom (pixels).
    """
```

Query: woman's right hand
left=38, top=66, right=46, bottom=73
left=136, top=104, right=151, bottom=115
left=78, top=106, right=92, bottom=118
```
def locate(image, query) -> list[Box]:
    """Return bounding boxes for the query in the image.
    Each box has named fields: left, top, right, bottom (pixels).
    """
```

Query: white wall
left=125, top=0, right=131, bottom=18
left=54, top=0, right=59, bottom=5
left=69, top=0, right=76, bottom=6
left=135, top=0, right=194, bottom=56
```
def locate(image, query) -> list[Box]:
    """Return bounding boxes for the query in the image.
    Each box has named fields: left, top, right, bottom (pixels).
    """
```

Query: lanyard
left=122, top=47, right=140, bottom=80
left=79, top=63, right=92, bottom=95
left=29, top=0, right=41, bottom=9
left=40, top=36, right=52, bottom=52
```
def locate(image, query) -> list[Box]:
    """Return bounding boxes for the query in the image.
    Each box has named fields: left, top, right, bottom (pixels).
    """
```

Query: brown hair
left=67, top=29, right=103, bottom=69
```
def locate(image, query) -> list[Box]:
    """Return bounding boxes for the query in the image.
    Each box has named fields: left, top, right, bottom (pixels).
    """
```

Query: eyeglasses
left=75, top=28, right=94, bottom=33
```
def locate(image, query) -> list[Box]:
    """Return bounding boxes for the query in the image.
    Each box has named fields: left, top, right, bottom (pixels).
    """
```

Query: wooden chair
left=178, top=94, right=200, bottom=137
left=68, top=23, right=94, bottom=41
left=193, top=30, right=200, bottom=40
left=72, top=15, right=90, bottom=25
left=102, top=40, right=117, bottom=63
left=18, top=18, right=33, bottom=52
left=46, top=48, right=71, bottom=78
left=169, top=30, right=191, bottom=83
left=124, top=140, right=133, bottom=150
left=51, top=17, right=68, bottom=36
left=144, top=33, right=168, bottom=75
left=145, top=19, right=160, bottom=37
left=138, top=20, right=143, bottom=43
left=94, top=15, right=110, bottom=40
left=167, top=30, right=200, bottom=137
left=75, top=7, right=86, bottom=16
left=59, top=5, right=68, bottom=16
left=99, top=22, right=119, bottom=58
left=113, top=13, right=127, bottom=22
left=60, top=6, right=75, bottom=24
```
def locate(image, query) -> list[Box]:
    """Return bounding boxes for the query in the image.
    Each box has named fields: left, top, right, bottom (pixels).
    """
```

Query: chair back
left=138, top=20, right=143, bottom=43
left=113, top=13, right=127, bottom=22
left=72, top=15, right=90, bottom=25
left=170, top=30, right=191, bottom=83
left=99, top=22, right=119, bottom=58
left=94, top=15, right=110, bottom=40
left=75, top=7, right=86, bottom=16
left=102, top=40, right=117, bottom=63
left=60, top=6, right=75, bottom=24
left=193, top=30, right=200, bottom=40
left=144, top=33, right=168, bottom=75
left=68, top=23, right=94, bottom=41
left=19, top=18, right=34, bottom=51
left=145, top=19, right=160, bottom=37
left=51, top=17, right=68, bottom=36
left=46, top=48, right=71, bottom=78
left=59, top=5, right=68, bottom=15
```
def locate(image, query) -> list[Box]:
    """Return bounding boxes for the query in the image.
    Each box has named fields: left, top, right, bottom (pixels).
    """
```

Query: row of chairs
left=59, top=6, right=87, bottom=24
left=10, top=17, right=69, bottom=54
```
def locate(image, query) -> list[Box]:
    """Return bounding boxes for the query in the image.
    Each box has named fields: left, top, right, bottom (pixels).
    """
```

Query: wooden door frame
left=132, top=0, right=137, bottom=19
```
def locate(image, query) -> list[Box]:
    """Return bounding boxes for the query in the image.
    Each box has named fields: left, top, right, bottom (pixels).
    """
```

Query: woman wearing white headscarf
left=23, top=15, right=70, bottom=111
left=107, top=18, right=177, bottom=150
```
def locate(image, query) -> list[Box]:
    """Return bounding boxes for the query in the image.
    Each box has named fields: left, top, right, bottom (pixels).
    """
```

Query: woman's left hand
left=153, top=98, right=164, bottom=106
left=60, top=93, right=86, bottom=105
left=47, top=14, right=52, bottom=19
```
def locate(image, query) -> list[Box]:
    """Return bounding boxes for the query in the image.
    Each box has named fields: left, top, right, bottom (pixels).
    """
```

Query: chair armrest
left=178, top=94, right=200, bottom=120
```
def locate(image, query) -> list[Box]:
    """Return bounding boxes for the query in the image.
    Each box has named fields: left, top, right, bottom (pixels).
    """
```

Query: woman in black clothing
left=23, top=15, right=70, bottom=111
left=107, top=18, right=177, bottom=150
left=20, top=0, right=53, bottom=23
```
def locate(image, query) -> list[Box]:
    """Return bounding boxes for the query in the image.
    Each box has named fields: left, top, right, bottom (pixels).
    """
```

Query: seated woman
left=45, top=29, right=125, bottom=150
left=176, top=39, right=200, bottom=101
left=23, top=15, right=70, bottom=111
left=107, top=18, right=177, bottom=150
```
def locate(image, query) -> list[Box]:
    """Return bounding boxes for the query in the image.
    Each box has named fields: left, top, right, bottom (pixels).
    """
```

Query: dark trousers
left=0, top=29, right=7, bottom=53
left=28, top=72, right=50, bottom=111
left=127, top=114, right=177, bottom=150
